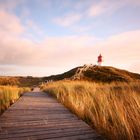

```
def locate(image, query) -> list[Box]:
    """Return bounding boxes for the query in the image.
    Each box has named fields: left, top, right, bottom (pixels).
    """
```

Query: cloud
left=0, top=25, right=140, bottom=74
left=20, top=7, right=30, bottom=18
left=0, top=9, right=140, bottom=72
left=0, top=5, right=139, bottom=74
left=0, top=10, right=24, bottom=35
left=52, top=0, right=140, bottom=27
left=53, top=12, right=82, bottom=27
left=87, top=0, right=125, bottom=17
left=0, top=0, right=24, bottom=11
left=1, top=26, right=140, bottom=71
left=87, top=1, right=106, bottom=17
left=44, top=30, right=140, bottom=71
left=0, top=9, right=39, bottom=65
left=0, top=11, right=90, bottom=65
left=126, top=0, right=140, bottom=6
left=42, top=30, right=140, bottom=74
left=52, top=0, right=140, bottom=28
left=25, top=20, right=43, bottom=35
left=87, top=0, right=140, bottom=17
left=0, top=1, right=140, bottom=75
left=87, top=30, right=140, bottom=72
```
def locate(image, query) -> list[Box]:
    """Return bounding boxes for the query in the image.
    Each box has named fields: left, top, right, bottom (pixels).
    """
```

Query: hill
left=0, top=76, right=43, bottom=87
left=43, top=64, right=140, bottom=83
left=1, top=65, right=140, bottom=86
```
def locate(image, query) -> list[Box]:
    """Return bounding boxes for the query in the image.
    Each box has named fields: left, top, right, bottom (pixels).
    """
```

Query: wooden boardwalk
left=0, top=89, right=104, bottom=140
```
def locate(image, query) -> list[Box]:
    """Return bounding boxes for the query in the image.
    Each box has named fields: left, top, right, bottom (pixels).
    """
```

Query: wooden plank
left=0, top=91, right=104, bottom=140
left=0, top=130, right=100, bottom=140
left=0, top=127, right=93, bottom=138
left=0, top=124, right=90, bottom=134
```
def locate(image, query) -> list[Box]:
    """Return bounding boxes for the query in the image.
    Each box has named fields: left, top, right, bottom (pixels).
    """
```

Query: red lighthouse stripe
left=98, top=55, right=102, bottom=62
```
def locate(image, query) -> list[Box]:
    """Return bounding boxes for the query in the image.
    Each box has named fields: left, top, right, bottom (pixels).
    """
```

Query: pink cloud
left=0, top=10, right=24, bottom=35
left=0, top=22, right=140, bottom=74
left=0, top=8, right=140, bottom=74
left=87, top=0, right=125, bottom=17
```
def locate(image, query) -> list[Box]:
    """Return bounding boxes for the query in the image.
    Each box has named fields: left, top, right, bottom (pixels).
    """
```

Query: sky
left=0, top=0, right=140, bottom=76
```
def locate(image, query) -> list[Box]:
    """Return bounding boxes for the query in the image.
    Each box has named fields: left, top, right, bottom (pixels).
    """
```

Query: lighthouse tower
left=97, top=54, right=103, bottom=66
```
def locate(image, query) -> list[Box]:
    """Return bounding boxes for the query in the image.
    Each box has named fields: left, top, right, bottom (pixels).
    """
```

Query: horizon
left=0, top=64, right=140, bottom=77
left=0, top=0, right=140, bottom=76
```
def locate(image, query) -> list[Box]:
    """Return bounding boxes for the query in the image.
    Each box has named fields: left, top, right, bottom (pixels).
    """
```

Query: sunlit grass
left=41, top=80, right=140, bottom=140
left=0, top=86, right=30, bottom=114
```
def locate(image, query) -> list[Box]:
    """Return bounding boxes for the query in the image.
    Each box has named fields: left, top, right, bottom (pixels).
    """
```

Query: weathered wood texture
left=0, top=90, right=104, bottom=140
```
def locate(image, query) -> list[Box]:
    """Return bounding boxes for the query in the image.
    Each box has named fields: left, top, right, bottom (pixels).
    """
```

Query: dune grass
left=41, top=80, right=140, bottom=140
left=0, top=86, right=30, bottom=115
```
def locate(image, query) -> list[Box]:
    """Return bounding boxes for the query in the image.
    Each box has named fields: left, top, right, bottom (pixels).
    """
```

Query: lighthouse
left=97, top=54, right=103, bottom=66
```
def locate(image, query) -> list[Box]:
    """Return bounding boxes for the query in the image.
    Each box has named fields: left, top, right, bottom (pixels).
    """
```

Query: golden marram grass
left=41, top=80, right=140, bottom=140
left=0, top=86, right=30, bottom=114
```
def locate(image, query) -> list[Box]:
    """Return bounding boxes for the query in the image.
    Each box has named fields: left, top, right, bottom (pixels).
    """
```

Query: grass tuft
left=0, top=86, right=30, bottom=114
left=41, top=80, right=140, bottom=140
